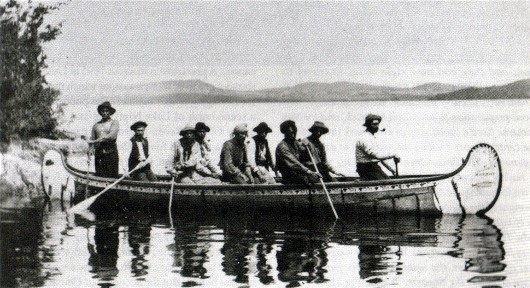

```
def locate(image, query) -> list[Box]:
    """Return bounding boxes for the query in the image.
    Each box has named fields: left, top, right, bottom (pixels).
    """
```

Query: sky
left=41, top=1, right=530, bottom=91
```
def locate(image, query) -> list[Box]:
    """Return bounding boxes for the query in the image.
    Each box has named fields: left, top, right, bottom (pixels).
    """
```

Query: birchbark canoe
left=49, top=143, right=502, bottom=215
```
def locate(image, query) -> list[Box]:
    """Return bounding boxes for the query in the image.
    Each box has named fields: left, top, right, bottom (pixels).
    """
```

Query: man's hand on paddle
left=308, top=170, right=322, bottom=182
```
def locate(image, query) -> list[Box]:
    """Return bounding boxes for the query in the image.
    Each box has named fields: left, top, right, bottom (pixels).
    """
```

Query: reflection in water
left=87, top=224, right=120, bottom=285
left=221, top=229, right=251, bottom=284
left=0, top=208, right=44, bottom=287
left=168, top=223, right=211, bottom=286
left=276, top=230, right=329, bottom=287
left=0, top=203, right=508, bottom=287
left=127, top=222, right=151, bottom=279
left=255, top=234, right=275, bottom=285
left=443, top=216, right=506, bottom=274
left=358, top=245, right=401, bottom=283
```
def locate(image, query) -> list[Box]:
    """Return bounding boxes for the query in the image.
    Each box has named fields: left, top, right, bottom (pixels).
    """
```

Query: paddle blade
left=68, top=195, right=98, bottom=215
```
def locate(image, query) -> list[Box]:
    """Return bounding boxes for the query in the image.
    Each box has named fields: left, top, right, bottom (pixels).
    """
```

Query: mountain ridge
left=59, top=79, right=529, bottom=104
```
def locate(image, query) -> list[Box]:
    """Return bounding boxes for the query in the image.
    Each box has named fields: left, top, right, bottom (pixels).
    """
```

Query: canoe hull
left=74, top=178, right=441, bottom=215
left=59, top=143, right=501, bottom=216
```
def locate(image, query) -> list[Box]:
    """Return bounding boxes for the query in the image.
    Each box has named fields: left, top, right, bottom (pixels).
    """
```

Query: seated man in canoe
left=194, top=122, right=221, bottom=179
left=247, top=122, right=276, bottom=184
left=166, top=124, right=221, bottom=184
left=275, top=120, right=321, bottom=185
left=300, top=121, right=345, bottom=182
left=128, top=121, right=157, bottom=181
left=219, top=124, right=256, bottom=184
left=355, top=114, right=400, bottom=180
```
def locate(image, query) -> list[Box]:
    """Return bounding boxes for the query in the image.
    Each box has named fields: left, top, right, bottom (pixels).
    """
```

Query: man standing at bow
left=301, top=121, right=345, bottom=182
left=355, top=114, right=400, bottom=180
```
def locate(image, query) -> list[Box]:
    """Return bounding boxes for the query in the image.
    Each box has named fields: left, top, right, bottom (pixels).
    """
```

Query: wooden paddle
left=304, top=143, right=339, bottom=220
left=394, top=158, right=399, bottom=178
left=168, top=177, right=175, bottom=228
left=85, top=151, right=91, bottom=198
left=68, top=163, right=144, bottom=215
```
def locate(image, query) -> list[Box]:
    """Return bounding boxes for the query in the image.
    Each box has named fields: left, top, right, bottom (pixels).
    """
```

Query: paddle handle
left=304, top=143, right=339, bottom=220
left=168, top=177, right=175, bottom=228
left=394, top=158, right=399, bottom=178
left=85, top=151, right=91, bottom=198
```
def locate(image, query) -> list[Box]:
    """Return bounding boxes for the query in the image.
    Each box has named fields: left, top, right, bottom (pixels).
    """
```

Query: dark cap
left=130, top=121, right=147, bottom=131
left=280, top=120, right=297, bottom=134
left=195, top=122, right=210, bottom=132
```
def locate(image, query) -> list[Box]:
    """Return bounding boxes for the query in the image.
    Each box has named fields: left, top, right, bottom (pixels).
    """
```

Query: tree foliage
left=0, top=0, right=64, bottom=143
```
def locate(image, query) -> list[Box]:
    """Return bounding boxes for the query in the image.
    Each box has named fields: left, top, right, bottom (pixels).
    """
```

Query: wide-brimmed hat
left=180, top=124, right=195, bottom=136
left=363, top=114, right=382, bottom=126
left=195, top=122, right=210, bottom=132
left=233, top=123, right=248, bottom=134
left=253, top=122, right=272, bottom=133
left=280, top=120, right=297, bottom=134
left=308, top=121, right=329, bottom=134
left=130, top=121, right=147, bottom=131
left=97, top=101, right=116, bottom=116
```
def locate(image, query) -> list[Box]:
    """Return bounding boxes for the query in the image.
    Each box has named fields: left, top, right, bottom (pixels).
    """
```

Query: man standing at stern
left=355, top=114, right=400, bottom=180
left=89, top=101, right=120, bottom=178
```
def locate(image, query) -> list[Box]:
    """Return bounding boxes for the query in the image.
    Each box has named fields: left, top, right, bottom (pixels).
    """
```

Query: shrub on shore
left=1, top=0, right=65, bottom=145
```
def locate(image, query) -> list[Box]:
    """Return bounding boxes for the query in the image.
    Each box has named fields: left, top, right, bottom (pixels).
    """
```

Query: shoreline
left=0, top=136, right=87, bottom=208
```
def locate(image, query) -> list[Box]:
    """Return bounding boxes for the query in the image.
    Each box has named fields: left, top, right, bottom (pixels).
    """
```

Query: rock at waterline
left=0, top=138, right=86, bottom=206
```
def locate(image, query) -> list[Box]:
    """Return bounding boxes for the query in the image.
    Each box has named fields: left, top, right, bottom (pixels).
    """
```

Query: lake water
left=2, top=100, right=530, bottom=287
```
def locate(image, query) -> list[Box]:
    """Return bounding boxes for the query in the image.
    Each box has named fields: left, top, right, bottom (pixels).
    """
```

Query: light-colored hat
left=309, top=121, right=329, bottom=134
left=233, top=123, right=248, bottom=134
left=180, top=124, right=195, bottom=136
left=363, top=114, right=382, bottom=126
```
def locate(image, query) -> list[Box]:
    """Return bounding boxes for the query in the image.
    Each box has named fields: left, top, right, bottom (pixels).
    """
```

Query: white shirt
left=135, top=141, right=147, bottom=161
left=355, top=130, right=393, bottom=163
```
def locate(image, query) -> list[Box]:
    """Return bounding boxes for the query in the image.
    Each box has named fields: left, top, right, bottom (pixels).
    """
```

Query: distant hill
left=256, top=81, right=466, bottom=102
left=58, top=79, right=529, bottom=104
left=412, top=82, right=468, bottom=94
left=433, top=79, right=530, bottom=100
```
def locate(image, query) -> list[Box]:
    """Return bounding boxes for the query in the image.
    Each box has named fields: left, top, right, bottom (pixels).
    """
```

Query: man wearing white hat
left=166, top=124, right=221, bottom=184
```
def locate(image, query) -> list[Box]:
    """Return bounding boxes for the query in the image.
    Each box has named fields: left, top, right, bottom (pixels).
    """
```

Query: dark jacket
left=128, top=136, right=150, bottom=171
left=219, top=138, right=250, bottom=178
left=252, top=135, right=274, bottom=170
left=275, top=139, right=311, bottom=183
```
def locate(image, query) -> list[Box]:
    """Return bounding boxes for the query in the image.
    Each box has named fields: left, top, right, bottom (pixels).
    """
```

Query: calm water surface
left=0, top=204, right=511, bottom=287
left=2, top=100, right=529, bottom=287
